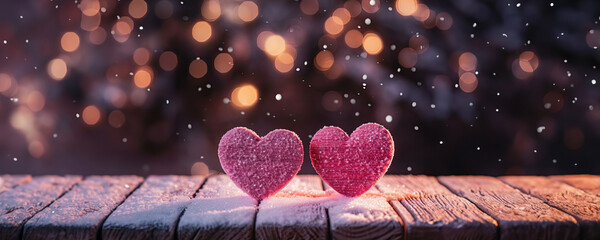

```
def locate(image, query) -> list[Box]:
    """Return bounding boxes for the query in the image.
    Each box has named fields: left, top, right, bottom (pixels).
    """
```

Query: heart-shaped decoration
left=310, top=123, right=394, bottom=197
left=218, top=127, right=303, bottom=200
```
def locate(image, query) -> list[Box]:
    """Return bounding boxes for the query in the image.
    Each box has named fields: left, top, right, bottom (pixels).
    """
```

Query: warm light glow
left=459, top=72, right=478, bottom=93
left=436, top=12, right=453, bottom=30
left=398, top=48, right=418, bottom=68
left=192, top=21, right=212, bottom=42
left=362, top=0, right=380, bottom=13
left=129, top=0, right=148, bottom=19
left=300, top=0, right=319, bottom=15
left=412, top=4, right=430, bottom=21
left=257, top=31, right=273, bottom=51
left=409, top=34, right=429, bottom=54
left=115, top=17, right=134, bottom=35
left=133, top=48, right=150, bottom=66
left=324, top=17, right=344, bottom=35
left=315, top=51, right=334, bottom=71
left=61, top=32, right=80, bottom=52
left=344, top=0, right=362, bottom=17
left=134, top=67, right=153, bottom=88
left=80, top=0, right=100, bottom=16
left=519, top=51, right=539, bottom=73
left=82, top=105, right=101, bottom=125
left=333, top=8, right=352, bottom=24
left=214, top=53, right=234, bottom=73
left=458, top=52, right=477, bottom=71
left=395, top=0, right=418, bottom=16
left=0, top=73, right=13, bottom=93
left=264, top=35, right=286, bottom=56
left=191, top=162, right=210, bottom=176
left=238, top=1, right=259, bottom=22
left=26, top=91, right=45, bottom=112
left=89, top=27, right=107, bottom=45
left=274, top=53, right=294, bottom=73
left=159, top=51, right=178, bottom=71
left=344, top=30, right=363, bottom=48
left=80, top=13, right=101, bottom=31
left=47, top=58, right=68, bottom=81
left=189, top=59, right=208, bottom=78
left=108, top=110, right=126, bottom=128
left=231, top=84, right=258, bottom=108
left=202, top=0, right=221, bottom=22
left=362, top=33, right=383, bottom=55
left=29, top=141, right=45, bottom=158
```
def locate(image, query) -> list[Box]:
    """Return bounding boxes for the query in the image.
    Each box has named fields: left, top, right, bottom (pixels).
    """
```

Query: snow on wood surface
left=0, top=175, right=31, bottom=194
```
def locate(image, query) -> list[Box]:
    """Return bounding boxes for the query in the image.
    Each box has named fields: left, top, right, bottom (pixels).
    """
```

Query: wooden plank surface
left=255, top=175, right=328, bottom=240
left=177, top=175, right=258, bottom=240
left=0, top=175, right=82, bottom=240
left=551, top=175, right=600, bottom=196
left=326, top=183, right=403, bottom=240
left=0, top=175, right=31, bottom=194
left=501, top=176, right=600, bottom=239
left=101, top=175, right=205, bottom=240
left=438, top=176, right=579, bottom=240
left=377, top=175, right=497, bottom=239
left=22, top=176, right=144, bottom=240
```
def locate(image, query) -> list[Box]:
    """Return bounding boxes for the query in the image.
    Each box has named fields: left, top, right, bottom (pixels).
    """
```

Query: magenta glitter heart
left=218, top=127, right=303, bottom=200
left=310, top=123, right=394, bottom=197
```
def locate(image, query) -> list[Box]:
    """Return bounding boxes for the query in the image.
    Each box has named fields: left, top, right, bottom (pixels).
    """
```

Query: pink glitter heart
left=310, top=123, right=394, bottom=197
left=218, top=127, right=303, bottom=200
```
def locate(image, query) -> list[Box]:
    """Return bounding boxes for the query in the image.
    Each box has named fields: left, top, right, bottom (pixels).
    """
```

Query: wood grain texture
left=378, top=175, right=496, bottom=240
left=22, top=176, right=144, bottom=240
left=255, top=175, right=328, bottom=240
left=177, top=175, right=258, bottom=240
left=550, top=175, right=600, bottom=196
left=101, top=175, right=205, bottom=240
left=326, top=183, right=403, bottom=240
left=0, top=175, right=82, bottom=240
left=0, top=175, right=31, bottom=194
left=438, top=176, right=579, bottom=240
left=501, top=176, right=600, bottom=240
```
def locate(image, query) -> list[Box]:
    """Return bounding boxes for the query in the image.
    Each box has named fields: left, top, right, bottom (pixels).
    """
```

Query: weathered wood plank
left=0, top=175, right=31, bottom=194
left=0, top=175, right=82, bottom=240
left=377, top=175, right=497, bottom=239
left=438, top=176, right=579, bottom=240
left=177, top=174, right=258, bottom=240
left=22, top=176, right=144, bottom=240
left=550, top=175, right=600, bottom=196
left=501, top=176, right=600, bottom=239
left=102, top=175, right=205, bottom=240
left=326, top=183, right=403, bottom=240
left=255, top=175, right=328, bottom=240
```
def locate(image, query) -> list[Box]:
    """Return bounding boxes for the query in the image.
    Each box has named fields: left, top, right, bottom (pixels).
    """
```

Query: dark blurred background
left=1, top=0, right=599, bottom=176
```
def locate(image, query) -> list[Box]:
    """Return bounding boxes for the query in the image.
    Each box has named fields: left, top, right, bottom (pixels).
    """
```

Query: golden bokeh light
left=82, top=105, right=101, bottom=125
left=29, top=140, right=45, bottom=158
left=344, top=0, right=362, bottom=17
left=47, top=58, right=68, bottom=81
left=80, top=13, right=101, bottom=31
left=89, top=27, right=107, bottom=45
left=274, top=53, right=294, bottom=73
left=396, top=0, right=418, bottom=16
left=202, top=0, right=221, bottom=22
left=324, top=17, right=344, bottom=35
left=129, top=0, right=148, bottom=19
left=344, top=30, right=363, bottom=48
left=133, top=48, right=151, bottom=66
left=134, top=67, right=153, bottom=88
left=159, top=51, right=178, bottom=71
left=61, top=32, right=80, bottom=52
left=191, top=162, right=210, bottom=176
left=519, top=51, right=539, bottom=73
left=231, top=84, right=258, bottom=108
left=459, top=72, right=478, bottom=93
left=0, top=73, right=13, bottom=93
left=362, top=0, right=380, bottom=13
left=362, top=33, right=383, bottom=55
left=458, top=52, right=477, bottom=71
left=26, top=91, right=45, bottom=112
left=300, top=0, right=319, bottom=15
left=436, top=12, right=453, bottom=30
left=398, top=48, right=418, bottom=68
left=81, top=0, right=100, bottom=16
left=264, top=35, right=286, bottom=56
left=214, top=53, right=234, bottom=73
left=238, top=1, right=259, bottom=22
left=108, top=110, right=126, bottom=128
left=315, top=50, right=334, bottom=71
left=412, top=4, right=430, bottom=21
left=189, top=59, right=208, bottom=78
left=192, top=21, right=212, bottom=43
left=409, top=34, right=429, bottom=54
left=333, top=8, right=352, bottom=24
left=115, top=17, right=134, bottom=35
